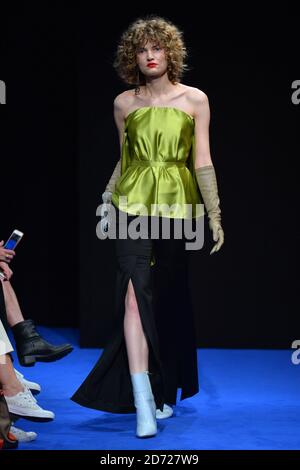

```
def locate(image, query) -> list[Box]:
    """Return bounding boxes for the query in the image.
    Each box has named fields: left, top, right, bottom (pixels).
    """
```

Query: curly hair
left=113, top=16, right=188, bottom=90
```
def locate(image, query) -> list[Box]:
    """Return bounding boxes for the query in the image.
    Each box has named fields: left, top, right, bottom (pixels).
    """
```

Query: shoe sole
left=9, top=411, right=54, bottom=422
left=156, top=411, right=174, bottom=419
left=11, top=435, right=37, bottom=442
left=137, top=432, right=157, bottom=438
left=19, top=346, right=73, bottom=367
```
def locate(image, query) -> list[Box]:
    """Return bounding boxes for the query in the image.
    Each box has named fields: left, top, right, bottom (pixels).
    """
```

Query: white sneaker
left=14, top=368, right=41, bottom=394
left=156, top=403, right=174, bottom=419
left=5, top=388, right=54, bottom=420
left=10, top=425, right=37, bottom=442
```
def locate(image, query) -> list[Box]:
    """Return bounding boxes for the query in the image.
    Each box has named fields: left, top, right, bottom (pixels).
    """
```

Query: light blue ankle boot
left=130, top=371, right=157, bottom=438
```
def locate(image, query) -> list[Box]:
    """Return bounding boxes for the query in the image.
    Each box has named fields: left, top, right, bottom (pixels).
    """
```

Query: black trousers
left=71, top=204, right=199, bottom=413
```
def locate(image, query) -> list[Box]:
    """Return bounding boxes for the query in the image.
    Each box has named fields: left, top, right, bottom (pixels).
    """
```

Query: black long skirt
left=71, top=204, right=199, bottom=414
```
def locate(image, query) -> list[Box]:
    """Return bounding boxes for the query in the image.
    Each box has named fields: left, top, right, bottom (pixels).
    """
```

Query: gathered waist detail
left=129, top=160, right=187, bottom=168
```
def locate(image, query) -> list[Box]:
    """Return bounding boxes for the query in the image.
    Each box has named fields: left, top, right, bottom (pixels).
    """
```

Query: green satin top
left=111, top=106, right=205, bottom=220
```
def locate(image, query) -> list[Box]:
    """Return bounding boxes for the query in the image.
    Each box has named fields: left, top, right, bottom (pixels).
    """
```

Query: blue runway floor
left=9, top=327, right=300, bottom=450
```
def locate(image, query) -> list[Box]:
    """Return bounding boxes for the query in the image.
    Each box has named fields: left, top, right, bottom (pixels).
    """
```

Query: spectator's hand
left=0, top=261, right=13, bottom=281
left=0, top=240, right=16, bottom=263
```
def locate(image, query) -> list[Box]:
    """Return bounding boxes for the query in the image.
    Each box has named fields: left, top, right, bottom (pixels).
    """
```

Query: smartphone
left=4, top=229, right=24, bottom=250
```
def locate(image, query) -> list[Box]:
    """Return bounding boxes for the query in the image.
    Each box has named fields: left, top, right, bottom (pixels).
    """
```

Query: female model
left=72, top=15, right=224, bottom=438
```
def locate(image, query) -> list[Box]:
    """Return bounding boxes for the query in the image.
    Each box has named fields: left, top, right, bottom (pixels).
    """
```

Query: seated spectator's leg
left=0, top=354, right=22, bottom=397
left=0, top=318, right=19, bottom=449
left=0, top=391, right=18, bottom=449
left=2, top=281, right=73, bottom=366
left=0, top=282, right=9, bottom=333
left=0, top=353, right=54, bottom=420
left=1, top=280, right=23, bottom=327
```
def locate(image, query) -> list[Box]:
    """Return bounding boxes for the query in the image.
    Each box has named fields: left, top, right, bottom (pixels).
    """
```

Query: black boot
left=12, top=319, right=73, bottom=367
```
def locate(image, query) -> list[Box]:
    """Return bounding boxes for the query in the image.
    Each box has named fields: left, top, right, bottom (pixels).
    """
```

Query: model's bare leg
left=1, top=280, right=24, bottom=327
left=124, top=279, right=149, bottom=374
left=124, top=279, right=157, bottom=437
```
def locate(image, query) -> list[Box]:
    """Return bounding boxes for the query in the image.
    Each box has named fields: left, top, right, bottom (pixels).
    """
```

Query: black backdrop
left=1, top=6, right=299, bottom=348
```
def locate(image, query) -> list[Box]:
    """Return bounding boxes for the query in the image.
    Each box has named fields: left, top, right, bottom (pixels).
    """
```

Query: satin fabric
left=111, top=107, right=205, bottom=220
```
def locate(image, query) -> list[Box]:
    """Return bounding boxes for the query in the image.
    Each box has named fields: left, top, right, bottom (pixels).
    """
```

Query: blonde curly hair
left=113, top=16, right=188, bottom=89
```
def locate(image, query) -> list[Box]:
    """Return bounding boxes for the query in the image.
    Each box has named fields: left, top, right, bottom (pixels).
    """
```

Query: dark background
left=1, top=6, right=299, bottom=348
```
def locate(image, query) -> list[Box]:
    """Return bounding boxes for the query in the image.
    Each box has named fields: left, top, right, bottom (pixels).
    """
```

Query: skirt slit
left=71, top=236, right=165, bottom=414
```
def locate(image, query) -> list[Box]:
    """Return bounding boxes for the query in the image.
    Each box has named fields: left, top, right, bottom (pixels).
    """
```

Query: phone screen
left=5, top=234, right=22, bottom=250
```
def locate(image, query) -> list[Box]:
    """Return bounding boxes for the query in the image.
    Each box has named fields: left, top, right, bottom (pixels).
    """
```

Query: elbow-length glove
left=195, top=165, right=224, bottom=254
left=100, top=160, right=121, bottom=235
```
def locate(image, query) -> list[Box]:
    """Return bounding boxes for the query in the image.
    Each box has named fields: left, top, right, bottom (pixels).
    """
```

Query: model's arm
left=113, top=93, right=126, bottom=150
left=103, top=95, right=127, bottom=194
left=192, top=90, right=212, bottom=169
left=190, top=89, right=224, bottom=254
left=100, top=95, right=128, bottom=242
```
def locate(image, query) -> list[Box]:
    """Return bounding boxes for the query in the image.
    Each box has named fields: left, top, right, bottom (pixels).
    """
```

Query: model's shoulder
left=113, top=90, right=136, bottom=113
left=183, top=85, right=209, bottom=106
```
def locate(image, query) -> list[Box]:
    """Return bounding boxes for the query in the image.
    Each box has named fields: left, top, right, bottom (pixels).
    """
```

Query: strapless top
left=111, top=106, right=205, bottom=219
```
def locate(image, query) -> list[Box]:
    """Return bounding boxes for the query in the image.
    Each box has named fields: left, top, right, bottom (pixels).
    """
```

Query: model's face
left=136, top=41, right=168, bottom=78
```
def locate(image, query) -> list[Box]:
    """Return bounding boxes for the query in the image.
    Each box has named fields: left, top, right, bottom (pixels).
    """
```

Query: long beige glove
left=195, top=165, right=224, bottom=255
left=100, top=160, right=121, bottom=235
left=104, top=159, right=121, bottom=193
